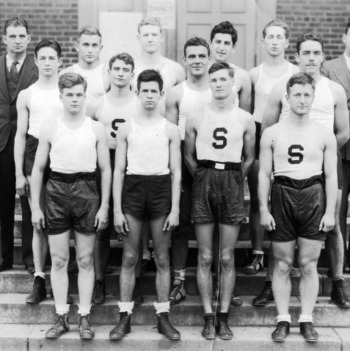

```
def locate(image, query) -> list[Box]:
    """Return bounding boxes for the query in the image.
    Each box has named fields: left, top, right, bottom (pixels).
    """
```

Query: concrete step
left=0, top=266, right=340, bottom=298
left=0, top=324, right=345, bottom=351
left=1, top=294, right=350, bottom=327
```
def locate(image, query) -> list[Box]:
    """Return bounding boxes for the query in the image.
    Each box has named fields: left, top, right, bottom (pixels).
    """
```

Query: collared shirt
left=344, top=52, right=350, bottom=72
left=6, top=54, right=26, bottom=73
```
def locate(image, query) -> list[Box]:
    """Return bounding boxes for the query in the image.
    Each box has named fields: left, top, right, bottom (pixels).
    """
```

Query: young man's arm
left=258, top=127, right=275, bottom=231
left=184, top=113, right=198, bottom=177
left=14, top=89, right=30, bottom=196
left=237, top=68, right=252, bottom=113
left=319, top=127, right=338, bottom=232
left=241, top=112, right=256, bottom=179
left=249, top=66, right=259, bottom=115
left=113, top=123, right=129, bottom=235
left=86, top=98, right=100, bottom=120
left=94, top=121, right=111, bottom=232
left=163, top=123, right=181, bottom=231
left=165, top=85, right=182, bottom=125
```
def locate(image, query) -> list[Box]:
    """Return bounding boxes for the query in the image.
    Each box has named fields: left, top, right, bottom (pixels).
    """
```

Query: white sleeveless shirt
left=126, top=118, right=169, bottom=175
left=27, top=84, right=62, bottom=138
left=50, top=117, right=97, bottom=174
left=178, top=82, right=212, bottom=140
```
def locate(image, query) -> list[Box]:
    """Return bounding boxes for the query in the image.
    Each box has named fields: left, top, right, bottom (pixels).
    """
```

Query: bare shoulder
left=40, top=119, right=57, bottom=142
left=238, top=107, right=254, bottom=128
left=87, top=95, right=104, bottom=119
left=249, top=65, right=260, bottom=85
left=167, top=83, right=183, bottom=102
left=90, top=118, right=105, bottom=136
left=314, top=121, right=336, bottom=141
left=165, top=120, right=180, bottom=139
left=328, top=78, right=347, bottom=100
left=17, top=85, right=31, bottom=104
left=234, top=65, right=250, bottom=81
left=187, top=105, right=205, bottom=130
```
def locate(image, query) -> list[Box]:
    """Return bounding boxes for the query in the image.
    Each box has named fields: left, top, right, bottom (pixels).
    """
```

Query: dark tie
left=10, top=60, right=19, bottom=82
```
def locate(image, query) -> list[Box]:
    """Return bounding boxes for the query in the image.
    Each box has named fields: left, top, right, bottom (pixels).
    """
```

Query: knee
left=154, top=252, right=170, bottom=270
left=198, top=250, right=213, bottom=267
left=298, top=257, right=317, bottom=276
left=122, top=251, right=137, bottom=269
left=220, top=250, right=234, bottom=269
left=77, top=254, right=94, bottom=271
left=274, top=259, right=292, bottom=276
left=51, top=253, right=69, bottom=271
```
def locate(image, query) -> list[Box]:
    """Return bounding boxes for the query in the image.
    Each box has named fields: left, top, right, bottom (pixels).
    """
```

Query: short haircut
left=184, top=36, right=210, bottom=57
left=262, top=19, right=290, bottom=39
left=58, top=73, right=87, bottom=93
left=78, top=25, right=102, bottom=40
left=137, top=69, right=164, bottom=92
left=345, top=21, right=350, bottom=35
left=138, top=17, right=163, bottom=33
left=208, top=62, right=234, bottom=78
left=296, top=33, right=324, bottom=54
left=109, top=52, right=134, bottom=71
left=286, top=72, right=315, bottom=95
left=4, top=17, right=29, bottom=35
left=34, top=39, right=62, bottom=58
left=210, top=21, right=238, bottom=46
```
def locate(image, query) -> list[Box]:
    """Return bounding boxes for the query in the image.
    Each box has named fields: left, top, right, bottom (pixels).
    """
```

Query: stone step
left=0, top=294, right=349, bottom=327
left=0, top=324, right=345, bottom=351
left=0, top=266, right=340, bottom=298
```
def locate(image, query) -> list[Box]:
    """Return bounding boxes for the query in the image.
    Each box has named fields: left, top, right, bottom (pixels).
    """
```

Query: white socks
left=77, top=304, right=91, bottom=316
left=154, top=301, right=170, bottom=314
left=55, top=304, right=69, bottom=315
left=118, top=301, right=134, bottom=315
left=276, top=314, right=291, bottom=323
left=298, top=315, right=313, bottom=323
left=34, top=272, right=45, bottom=279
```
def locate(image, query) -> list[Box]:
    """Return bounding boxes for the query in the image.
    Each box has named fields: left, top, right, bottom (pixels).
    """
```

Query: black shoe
left=0, top=263, right=12, bottom=272
left=132, top=278, right=144, bottom=306
left=92, top=279, right=106, bottom=305
left=202, top=313, right=216, bottom=340
left=216, top=312, right=233, bottom=340
left=331, top=279, right=350, bottom=308
left=271, top=321, right=290, bottom=342
left=26, top=276, right=46, bottom=304
left=252, top=281, right=274, bottom=306
left=243, top=254, right=264, bottom=275
left=109, top=312, right=131, bottom=340
left=67, top=259, right=78, bottom=274
left=26, top=265, right=35, bottom=274
left=50, top=289, right=74, bottom=305
left=300, top=322, right=318, bottom=342
left=79, top=314, right=94, bottom=340
left=169, top=280, right=186, bottom=305
left=157, top=312, right=181, bottom=340
left=46, top=314, right=69, bottom=339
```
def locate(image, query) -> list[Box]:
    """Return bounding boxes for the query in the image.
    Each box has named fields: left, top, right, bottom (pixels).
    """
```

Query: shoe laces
left=302, top=322, right=314, bottom=335
left=335, top=280, right=349, bottom=299
left=93, top=280, right=104, bottom=297
left=170, top=281, right=184, bottom=299
left=54, top=315, right=68, bottom=330
left=250, top=254, right=263, bottom=268
left=159, top=313, right=176, bottom=332
left=118, top=312, right=130, bottom=329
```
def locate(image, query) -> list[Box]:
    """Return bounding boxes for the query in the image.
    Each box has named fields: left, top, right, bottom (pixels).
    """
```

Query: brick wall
left=277, top=0, right=350, bottom=62
left=0, top=0, right=78, bottom=67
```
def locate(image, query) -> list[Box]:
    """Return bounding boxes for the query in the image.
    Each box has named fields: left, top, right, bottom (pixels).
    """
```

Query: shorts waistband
left=197, top=159, right=241, bottom=171
left=273, top=175, right=323, bottom=190
left=125, top=174, right=170, bottom=180
left=49, top=171, right=96, bottom=183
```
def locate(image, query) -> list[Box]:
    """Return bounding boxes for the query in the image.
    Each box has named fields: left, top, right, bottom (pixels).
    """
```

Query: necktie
left=10, top=60, right=19, bottom=82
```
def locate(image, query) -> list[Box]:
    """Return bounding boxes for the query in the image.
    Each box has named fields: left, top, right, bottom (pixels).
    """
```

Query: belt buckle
left=214, top=162, right=225, bottom=170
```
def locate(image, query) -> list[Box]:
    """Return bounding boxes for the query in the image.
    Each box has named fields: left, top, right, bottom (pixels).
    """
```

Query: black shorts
left=337, top=150, right=343, bottom=190
left=269, top=175, right=326, bottom=242
left=45, top=172, right=100, bottom=235
left=122, top=174, right=171, bottom=220
left=255, top=122, right=261, bottom=160
left=191, top=165, right=245, bottom=225
left=24, top=134, right=50, bottom=181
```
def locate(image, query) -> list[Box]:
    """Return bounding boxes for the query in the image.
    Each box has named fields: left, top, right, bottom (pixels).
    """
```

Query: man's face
left=287, top=83, right=315, bottom=116
left=262, top=26, right=289, bottom=57
left=343, top=28, right=350, bottom=57
left=2, top=25, right=30, bottom=56
left=35, top=47, right=61, bottom=78
left=76, top=34, right=102, bottom=64
left=109, top=59, right=134, bottom=88
left=210, top=33, right=234, bottom=63
left=296, top=40, right=324, bottom=76
left=60, top=84, right=86, bottom=115
left=137, top=81, right=163, bottom=111
left=184, top=45, right=210, bottom=77
left=209, top=68, right=234, bottom=100
left=138, top=25, right=163, bottom=54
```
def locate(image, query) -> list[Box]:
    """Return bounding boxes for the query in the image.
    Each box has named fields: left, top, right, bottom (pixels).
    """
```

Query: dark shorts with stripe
left=269, top=175, right=326, bottom=242
left=122, top=174, right=171, bottom=220
left=191, top=163, right=245, bottom=225
left=45, top=172, right=99, bottom=235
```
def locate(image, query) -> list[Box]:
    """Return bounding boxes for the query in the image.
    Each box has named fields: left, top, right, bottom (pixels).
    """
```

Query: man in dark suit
left=323, top=21, right=350, bottom=271
left=0, top=17, right=38, bottom=271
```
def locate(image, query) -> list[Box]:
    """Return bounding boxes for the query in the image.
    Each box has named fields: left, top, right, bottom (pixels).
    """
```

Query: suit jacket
left=323, top=55, right=350, bottom=160
left=0, top=54, right=38, bottom=152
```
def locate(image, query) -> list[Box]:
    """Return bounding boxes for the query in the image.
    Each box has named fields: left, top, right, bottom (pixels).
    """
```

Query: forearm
left=31, top=169, right=44, bottom=209
left=258, top=173, right=271, bottom=214
left=170, top=169, right=181, bottom=214
left=99, top=167, right=111, bottom=209
left=184, top=154, right=197, bottom=177
left=336, top=131, right=349, bottom=151
left=324, top=173, right=337, bottom=216
left=241, top=154, right=255, bottom=179
left=14, top=134, right=26, bottom=176
left=113, top=170, right=125, bottom=214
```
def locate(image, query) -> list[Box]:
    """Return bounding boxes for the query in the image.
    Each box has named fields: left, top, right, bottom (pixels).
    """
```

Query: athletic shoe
left=271, top=321, right=290, bottom=342
left=109, top=312, right=131, bottom=340
left=252, top=281, right=274, bottom=306
left=243, top=254, right=264, bottom=275
left=201, top=313, right=216, bottom=340
left=45, top=314, right=69, bottom=339
left=78, top=314, right=95, bottom=340
left=169, top=280, right=186, bottom=305
left=331, top=279, right=350, bottom=308
left=216, top=312, right=233, bottom=340
left=132, top=278, right=144, bottom=306
left=157, top=312, right=181, bottom=340
left=300, top=322, right=318, bottom=342
left=92, top=279, right=106, bottom=305
left=26, top=276, right=46, bottom=304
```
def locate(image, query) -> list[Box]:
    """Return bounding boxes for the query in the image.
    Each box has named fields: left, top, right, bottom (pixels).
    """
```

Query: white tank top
left=97, top=94, right=138, bottom=149
left=27, top=84, right=63, bottom=138
left=178, top=82, right=212, bottom=140
left=280, top=77, right=335, bottom=130
left=72, top=63, right=105, bottom=106
left=50, top=117, right=97, bottom=174
left=126, top=117, right=169, bottom=175
left=273, top=121, right=323, bottom=179
left=253, top=62, right=298, bottom=123
left=196, top=106, right=244, bottom=163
